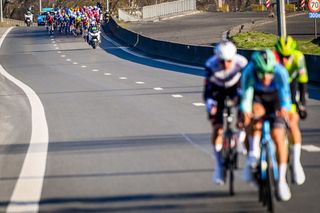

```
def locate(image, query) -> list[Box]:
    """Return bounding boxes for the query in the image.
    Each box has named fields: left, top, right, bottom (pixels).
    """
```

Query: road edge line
left=0, top=27, right=49, bottom=213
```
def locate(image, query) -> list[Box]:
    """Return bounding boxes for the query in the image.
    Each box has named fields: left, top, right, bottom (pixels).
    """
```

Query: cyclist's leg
left=289, top=106, right=305, bottom=185
left=250, top=102, right=265, bottom=166
left=271, top=119, right=291, bottom=201
left=211, top=107, right=224, bottom=185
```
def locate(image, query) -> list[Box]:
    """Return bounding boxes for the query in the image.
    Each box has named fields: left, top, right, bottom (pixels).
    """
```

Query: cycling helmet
left=252, top=49, right=276, bottom=78
left=275, top=36, right=297, bottom=57
left=214, top=40, right=237, bottom=61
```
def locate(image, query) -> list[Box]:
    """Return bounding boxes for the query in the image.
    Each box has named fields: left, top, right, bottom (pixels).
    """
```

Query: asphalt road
left=126, top=11, right=317, bottom=45
left=0, top=26, right=319, bottom=212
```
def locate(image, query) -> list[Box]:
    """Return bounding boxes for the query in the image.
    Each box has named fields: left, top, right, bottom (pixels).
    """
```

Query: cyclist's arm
left=275, top=64, right=292, bottom=111
left=203, top=66, right=217, bottom=113
left=296, top=52, right=308, bottom=106
left=240, top=63, right=254, bottom=113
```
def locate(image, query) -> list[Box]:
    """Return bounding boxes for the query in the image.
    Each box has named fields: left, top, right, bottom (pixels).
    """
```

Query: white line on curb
left=101, top=32, right=202, bottom=70
left=0, top=27, right=49, bottom=213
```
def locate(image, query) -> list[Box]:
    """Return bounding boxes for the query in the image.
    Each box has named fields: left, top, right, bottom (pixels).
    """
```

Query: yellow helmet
left=275, top=36, right=297, bottom=57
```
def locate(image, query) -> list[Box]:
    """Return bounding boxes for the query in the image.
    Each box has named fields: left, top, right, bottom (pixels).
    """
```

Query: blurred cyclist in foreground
left=203, top=40, right=248, bottom=185
left=275, top=36, right=308, bottom=185
left=241, top=49, right=292, bottom=201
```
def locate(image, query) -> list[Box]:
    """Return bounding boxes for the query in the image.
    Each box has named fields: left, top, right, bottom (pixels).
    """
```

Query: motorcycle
left=24, top=14, right=33, bottom=27
left=88, top=30, right=100, bottom=49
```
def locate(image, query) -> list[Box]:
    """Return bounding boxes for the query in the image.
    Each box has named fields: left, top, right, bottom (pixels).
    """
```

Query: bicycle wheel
left=265, top=148, right=275, bottom=213
left=229, top=157, right=235, bottom=196
left=228, top=139, right=236, bottom=196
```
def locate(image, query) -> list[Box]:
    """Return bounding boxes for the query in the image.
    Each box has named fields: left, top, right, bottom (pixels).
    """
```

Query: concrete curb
left=222, top=11, right=307, bottom=39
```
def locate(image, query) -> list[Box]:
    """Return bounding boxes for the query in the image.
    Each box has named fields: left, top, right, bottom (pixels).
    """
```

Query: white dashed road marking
left=193, top=103, right=205, bottom=107
left=92, top=69, right=99, bottom=72
left=153, top=87, right=163, bottom=91
left=73, top=62, right=78, bottom=65
left=172, top=94, right=183, bottom=98
left=61, top=55, right=66, bottom=58
left=104, top=73, right=111, bottom=76
left=302, top=145, right=320, bottom=152
left=136, top=81, right=145, bottom=84
left=81, top=65, right=87, bottom=68
left=119, top=77, right=127, bottom=80
left=55, top=47, right=59, bottom=50
left=66, top=59, right=71, bottom=62
left=57, top=51, right=61, bottom=54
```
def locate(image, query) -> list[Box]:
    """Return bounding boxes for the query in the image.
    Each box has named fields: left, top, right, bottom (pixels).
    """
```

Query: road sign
left=309, top=12, right=320, bottom=18
left=308, top=0, right=320, bottom=13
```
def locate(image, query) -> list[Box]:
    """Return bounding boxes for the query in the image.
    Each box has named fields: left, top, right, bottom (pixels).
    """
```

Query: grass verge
left=230, top=31, right=320, bottom=55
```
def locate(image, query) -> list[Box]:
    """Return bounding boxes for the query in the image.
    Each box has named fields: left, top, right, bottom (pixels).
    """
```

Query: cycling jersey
left=275, top=50, right=308, bottom=111
left=203, top=54, right=247, bottom=123
left=240, top=62, right=291, bottom=114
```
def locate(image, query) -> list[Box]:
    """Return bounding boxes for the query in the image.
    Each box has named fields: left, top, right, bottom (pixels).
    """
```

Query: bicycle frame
left=260, top=121, right=279, bottom=182
left=221, top=96, right=238, bottom=195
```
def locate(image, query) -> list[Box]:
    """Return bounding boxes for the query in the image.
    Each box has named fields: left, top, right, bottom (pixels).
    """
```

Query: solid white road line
left=302, top=145, right=320, bottom=152
left=0, top=27, right=49, bottom=213
left=100, top=31, right=202, bottom=70
left=172, top=94, right=183, bottom=98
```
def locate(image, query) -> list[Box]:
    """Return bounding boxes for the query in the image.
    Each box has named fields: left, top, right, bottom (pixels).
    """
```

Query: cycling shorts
left=253, top=90, right=286, bottom=128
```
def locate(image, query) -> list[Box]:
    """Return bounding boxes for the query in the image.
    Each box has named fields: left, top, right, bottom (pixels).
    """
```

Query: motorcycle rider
left=24, top=10, right=33, bottom=26
left=87, top=21, right=101, bottom=45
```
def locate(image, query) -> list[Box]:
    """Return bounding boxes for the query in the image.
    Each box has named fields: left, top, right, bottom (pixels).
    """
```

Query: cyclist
left=241, top=49, right=292, bottom=201
left=203, top=40, right=248, bottom=185
left=275, top=36, right=307, bottom=185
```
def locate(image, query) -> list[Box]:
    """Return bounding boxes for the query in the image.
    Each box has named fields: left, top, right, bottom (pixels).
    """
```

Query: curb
left=222, top=11, right=307, bottom=40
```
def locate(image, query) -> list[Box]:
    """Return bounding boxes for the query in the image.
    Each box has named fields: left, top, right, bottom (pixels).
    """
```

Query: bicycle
left=221, top=96, right=238, bottom=196
left=253, top=115, right=279, bottom=213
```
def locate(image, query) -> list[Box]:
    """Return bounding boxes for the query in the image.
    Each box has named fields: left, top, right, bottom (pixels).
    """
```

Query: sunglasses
left=257, top=70, right=274, bottom=79
left=219, top=59, right=232, bottom=64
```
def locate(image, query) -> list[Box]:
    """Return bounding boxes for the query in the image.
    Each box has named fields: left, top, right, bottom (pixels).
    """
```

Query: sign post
left=308, top=0, right=320, bottom=38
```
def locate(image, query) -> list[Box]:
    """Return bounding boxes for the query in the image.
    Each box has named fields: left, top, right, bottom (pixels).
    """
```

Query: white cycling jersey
left=205, top=54, right=248, bottom=88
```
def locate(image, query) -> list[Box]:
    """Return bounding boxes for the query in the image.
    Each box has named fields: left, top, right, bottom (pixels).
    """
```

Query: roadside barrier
left=2, top=18, right=36, bottom=27
left=103, top=17, right=320, bottom=83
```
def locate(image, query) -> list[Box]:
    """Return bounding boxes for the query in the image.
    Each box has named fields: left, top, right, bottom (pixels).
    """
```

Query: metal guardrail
left=142, top=0, right=196, bottom=20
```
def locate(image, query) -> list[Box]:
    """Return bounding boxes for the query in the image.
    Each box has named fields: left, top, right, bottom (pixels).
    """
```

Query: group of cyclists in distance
left=44, top=5, right=103, bottom=47
left=204, top=36, right=308, bottom=202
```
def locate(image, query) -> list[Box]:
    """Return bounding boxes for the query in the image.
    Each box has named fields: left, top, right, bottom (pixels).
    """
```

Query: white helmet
left=214, top=40, right=237, bottom=60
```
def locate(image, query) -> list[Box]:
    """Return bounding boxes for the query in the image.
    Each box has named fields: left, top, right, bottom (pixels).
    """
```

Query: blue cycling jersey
left=240, top=62, right=291, bottom=113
